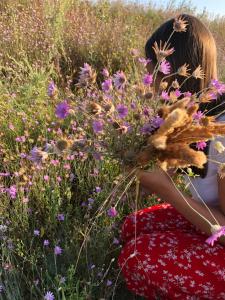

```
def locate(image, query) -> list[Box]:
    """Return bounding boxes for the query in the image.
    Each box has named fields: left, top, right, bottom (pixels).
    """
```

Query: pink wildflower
left=205, top=226, right=225, bottom=246
left=159, top=60, right=171, bottom=75
left=196, top=141, right=207, bottom=150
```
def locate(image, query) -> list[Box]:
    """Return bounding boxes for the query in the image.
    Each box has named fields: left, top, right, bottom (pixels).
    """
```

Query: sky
left=129, top=0, right=225, bottom=17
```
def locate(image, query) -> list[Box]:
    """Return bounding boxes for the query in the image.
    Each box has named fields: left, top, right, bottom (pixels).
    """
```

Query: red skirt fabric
left=118, top=203, right=225, bottom=300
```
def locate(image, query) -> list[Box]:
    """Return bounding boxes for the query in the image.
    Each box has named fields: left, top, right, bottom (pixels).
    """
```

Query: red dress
left=118, top=203, right=225, bottom=299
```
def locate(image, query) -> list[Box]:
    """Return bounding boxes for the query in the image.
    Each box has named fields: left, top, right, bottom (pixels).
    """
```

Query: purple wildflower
left=101, top=68, right=110, bottom=78
left=161, top=91, right=170, bottom=101
left=207, top=91, right=217, bottom=101
left=143, top=73, right=153, bottom=85
left=193, top=111, right=204, bottom=122
left=102, top=78, right=113, bottom=93
left=95, top=186, right=101, bottom=193
left=44, top=291, right=55, bottom=300
left=141, top=115, right=164, bottom=135
left=92, top=120, right=104, bottom=133
left=15, top=136, right=26, bottom=143
left=29, top=147, right=48, bottom=164
left=44, top=240, right=50, bottom=246
left=34, top=229, right=40, bottom=236
left=174, top=89, right=181, bottom=98
left=57, top=214, right=64, bottom=221
left=88, top=198, right=94, bottom=204
left=54, top=245, right=63, bottom=256
left=116, top=104, right=128, bottom=118
left=143, top=107, right=152, bottom=117
left=107, top=207, right=118, bottom=217
left=184, top=91, right=192, bottom=97
left=113, top=237, right=120, bottom=245
left=141, top=123, right=154, bottom=135
left=113, top=71, right=127, bottom=90
left=196, top=141, right=207, bottom=151
left=138, top=57, right=151, bottom=66
left=55, top=101, right=70, bottom=119
left=7, top=185, right=17, bottom=199
left=151, top=115, right=164, bottom=129
left=205, top=226, right=225, bottom=246
left=106, top=280, right=113, bottom=286
left=78, top=63, right=96, bottom=86
left=44, top=175, right=49, bottom=182
left=0, top=284, right=4, bottom=293
left=47, top=81, right=56, bottom=97
left=210, top=79, right=225, bottom=95
left=160, top=60, right=171, bottom=75
left=0, top=172, right=10, bottom=177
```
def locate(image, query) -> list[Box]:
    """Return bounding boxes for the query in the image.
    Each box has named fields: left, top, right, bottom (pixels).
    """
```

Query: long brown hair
left=145, top=14, right=225, bottom=177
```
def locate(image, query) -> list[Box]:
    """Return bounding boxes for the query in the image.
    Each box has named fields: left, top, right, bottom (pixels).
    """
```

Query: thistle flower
left=171, top=79, right=180, bottom=89
left=177, top=63, right=190, bottom=77
left=159, top=60, right=171, bottom=75
left=116, top=104, right=128, bottom=119
left=7, top=185, right=17, bottom=199
left=205, top=225, right=225, bottom=246
left=161, top=91, right=170, bottom=101
left=113, top=71, right=127, bottom=90
left=44, top=240, right=50, bottom=246
left=192, top=65, right=205, bottom=79
left=107, top=207, right=118, bottom=217
left=95, top=186, right=101, bottom=193
left=34, top=229, right=40, bottom=236
left=92, top=120, right=104, bottom=133
left=143, top=73, right=153, bottom=85
left=102, top=78, right=113, bottom=93
left=138, top=57, right=151, bottom=66
left=210, top=79, right=225, bottom=95
left=101, top=68, right=110, bottom=78
left=77, top=63, right=96, bottom=86
left=87, top=102, right=102, bottom=115
left=173, top=16, right=188, bottom=32
left=55, top=101, right=70, bottom=119
left=160, top=81, right=168, bottom=90
left=199, top=91, right=217, bottom=102
left=193, top=111, right=204, bottom=122
left=47, top=81, right=57, bottom=97
left=44, top=291, right=55, bottom=300
left=29, top=146, right=48, bottom=164
left=57, top=214, right=65, bottom=221
left=54, top=245, right=62, bottom=255
left=196, top=141, right=207, bottom=150
left=106, top=280, right=113, bottom=286
left=152, top=41, right=175, bottom=62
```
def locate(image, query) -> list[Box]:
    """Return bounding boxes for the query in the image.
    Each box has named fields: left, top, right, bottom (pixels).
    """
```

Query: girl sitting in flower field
left=118, top=14, right=225, bottom=299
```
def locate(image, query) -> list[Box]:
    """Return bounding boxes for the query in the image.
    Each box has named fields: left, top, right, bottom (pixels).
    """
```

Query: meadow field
left=0, top=1, right=225, bottom=299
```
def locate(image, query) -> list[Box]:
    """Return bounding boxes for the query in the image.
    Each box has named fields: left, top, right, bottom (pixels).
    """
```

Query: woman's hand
left=136, top=168, right=174, bottom=195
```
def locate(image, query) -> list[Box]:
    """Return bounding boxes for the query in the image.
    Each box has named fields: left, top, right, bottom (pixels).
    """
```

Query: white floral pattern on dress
left=118, top=203, right=225, bottom=300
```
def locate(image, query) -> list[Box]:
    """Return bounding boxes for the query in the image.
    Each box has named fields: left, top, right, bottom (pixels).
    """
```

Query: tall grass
left=0, top=1, right=225, bottom=299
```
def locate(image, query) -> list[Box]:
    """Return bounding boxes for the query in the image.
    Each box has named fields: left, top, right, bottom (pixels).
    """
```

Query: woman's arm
left=137, top=169, right=225, bottom=246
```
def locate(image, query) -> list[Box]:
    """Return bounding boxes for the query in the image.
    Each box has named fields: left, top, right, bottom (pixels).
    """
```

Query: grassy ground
left=0, top=1, right=225, bottom=299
